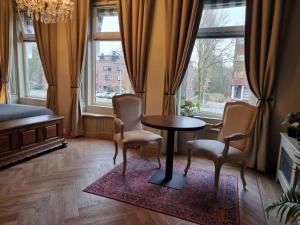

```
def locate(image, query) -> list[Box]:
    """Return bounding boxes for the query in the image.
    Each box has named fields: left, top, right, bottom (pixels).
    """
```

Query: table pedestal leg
left=165, top=130, right=174, bottom=180
left=148, top=130, right=186, bottom=189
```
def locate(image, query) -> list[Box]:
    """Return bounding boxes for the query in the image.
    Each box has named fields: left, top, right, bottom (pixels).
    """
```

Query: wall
left=145, top=0, right=165, bottom=116
left=268, top=1, right=300, bottom=171
left=83, top=114, right=114, bottom=139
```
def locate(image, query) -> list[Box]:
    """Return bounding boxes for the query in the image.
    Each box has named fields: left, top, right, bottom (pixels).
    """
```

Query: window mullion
left=197, top=26, right=245, bottom=39
left=21, top=42, right=30, bottom=97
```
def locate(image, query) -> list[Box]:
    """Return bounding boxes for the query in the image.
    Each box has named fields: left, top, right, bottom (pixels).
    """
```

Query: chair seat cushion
left=187, top=139, right=246, bottom=162
left=114, top=130, right=162, bottom=145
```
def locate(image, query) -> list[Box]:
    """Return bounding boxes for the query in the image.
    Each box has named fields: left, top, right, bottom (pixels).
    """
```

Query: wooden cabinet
left=276, top=133, right=300, bottom=191
left=0, top=115, right=66, bottom=168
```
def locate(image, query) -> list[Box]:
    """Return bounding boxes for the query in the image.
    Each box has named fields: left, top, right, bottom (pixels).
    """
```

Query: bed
left=0, top=104, right=66, bottom=168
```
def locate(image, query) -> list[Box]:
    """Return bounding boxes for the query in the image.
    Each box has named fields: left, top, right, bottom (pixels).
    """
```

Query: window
left=103, top=66, right=111, bottom=71
left=104, top=74, right=110, bottom=81
left=18, top=12, right=47, bottom=99
left=232, top=85, right=243, bottom=100
left=103, top=65, right=111, bottom=80
left=92, top=7, right=132, bottom=107
left=178, top=1, right=256, bottom=118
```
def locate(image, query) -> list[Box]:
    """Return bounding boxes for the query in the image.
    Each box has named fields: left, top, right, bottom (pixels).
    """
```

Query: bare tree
left=187, top=9, right=235, bottom=110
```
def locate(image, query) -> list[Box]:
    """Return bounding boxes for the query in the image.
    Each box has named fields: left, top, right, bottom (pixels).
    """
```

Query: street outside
left=197, top=101, right=225, bottom=118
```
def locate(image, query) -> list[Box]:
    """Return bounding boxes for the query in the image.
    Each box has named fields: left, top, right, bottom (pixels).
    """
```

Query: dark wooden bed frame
left=0, top=115, right=66, bottom=168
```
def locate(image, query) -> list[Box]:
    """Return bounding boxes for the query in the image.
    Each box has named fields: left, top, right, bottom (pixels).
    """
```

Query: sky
left=200, top=6, right=246, bottom=27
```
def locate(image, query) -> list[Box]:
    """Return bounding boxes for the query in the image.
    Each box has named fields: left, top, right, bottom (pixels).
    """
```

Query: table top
left=141, top=115, right=206, bottom=131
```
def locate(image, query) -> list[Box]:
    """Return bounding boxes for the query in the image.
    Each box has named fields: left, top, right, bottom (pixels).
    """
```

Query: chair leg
left=184, top=148, right=192, bottom=175
left=157, top=140, right=162, bottom=169
left=113, top=141, right=118, bottom=164
left=122, top=147, right=128, bottom=176
left=241, top=161, right=247, bottom=190
left=213, top=163, right=222, bottom=195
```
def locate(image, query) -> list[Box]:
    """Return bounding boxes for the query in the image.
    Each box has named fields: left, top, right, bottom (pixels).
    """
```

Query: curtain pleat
left=117, top=0, right=155, bottom=111
left=163, top=0, right=204, bottom=116
left=0, top=0, right=13, bottom=104
left=245, top=0, right=284, bottom=171
left=33, top=21, right=58, bottom=113
left=65, top=0, right=90, bottom=137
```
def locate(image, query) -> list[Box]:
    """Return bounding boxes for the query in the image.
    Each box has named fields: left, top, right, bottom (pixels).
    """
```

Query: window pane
left=96, top=8, right=119, bottom=32
left=200, top=6, right=245, bottom=28
left=19, top=12, right=34, bottom=34
left=24, top=42, right=47, bottom=98
left=179, top=38, right=256, bottom=118
left=95, top=41, right=132, bottom=106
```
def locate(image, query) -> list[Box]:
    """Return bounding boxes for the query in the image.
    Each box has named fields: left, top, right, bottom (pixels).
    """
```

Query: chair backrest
left=112, top=94, right=143, bottom=131
left=218, top=101, right=258, bottom=151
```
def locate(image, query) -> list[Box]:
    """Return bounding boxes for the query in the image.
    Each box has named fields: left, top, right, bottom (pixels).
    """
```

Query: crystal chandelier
left=16, top=0, right=74, bottom=23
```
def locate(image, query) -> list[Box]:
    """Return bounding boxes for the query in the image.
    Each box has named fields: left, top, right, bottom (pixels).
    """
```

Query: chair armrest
left=222, top=132, right=250, bottom=157
left=205, top=122, right=223, bottom=130
left=224, top=132, right=250, bottom=142
left=114, top=117, right=124, bottom=139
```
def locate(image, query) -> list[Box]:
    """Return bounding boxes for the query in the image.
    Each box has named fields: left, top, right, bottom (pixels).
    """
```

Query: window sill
left=82, top=112, right=113, bottom=119
left=19, top=97, right=46, bottom=107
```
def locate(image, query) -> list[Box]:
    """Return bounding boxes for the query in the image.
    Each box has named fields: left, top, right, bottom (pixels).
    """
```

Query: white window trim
left=198, top=26, right=245, bottom=39
left=16, top=12, right=47, bottom=105
left=84, top=4, right=121, bottom=115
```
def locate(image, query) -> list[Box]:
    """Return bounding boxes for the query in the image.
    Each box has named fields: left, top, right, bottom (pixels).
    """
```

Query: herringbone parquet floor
left=0, top=138, right=289, bottom=225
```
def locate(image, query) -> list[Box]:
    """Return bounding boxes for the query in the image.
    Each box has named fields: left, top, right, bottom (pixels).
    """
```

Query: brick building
left=95, top=52, right=131, bottom=95
left=230, top=38, right=253, bottom=102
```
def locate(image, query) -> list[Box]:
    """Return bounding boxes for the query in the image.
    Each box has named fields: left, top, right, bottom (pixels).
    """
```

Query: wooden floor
left=0, top=138, right=288, bottom=225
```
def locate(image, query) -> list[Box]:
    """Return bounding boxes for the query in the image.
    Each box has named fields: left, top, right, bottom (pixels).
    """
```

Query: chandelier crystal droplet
left=16, top=0, right=74, bottom=24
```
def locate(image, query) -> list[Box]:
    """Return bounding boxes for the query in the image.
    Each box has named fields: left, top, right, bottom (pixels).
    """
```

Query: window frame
left=198, top=26, right=244, bottom=39
left=90, top=5, right=122, bottom=108
left=177, top=3, right=252, bottom=119
left=9, top=10, right=20, bottom=103
left=16, top=11, right=47, bottom=103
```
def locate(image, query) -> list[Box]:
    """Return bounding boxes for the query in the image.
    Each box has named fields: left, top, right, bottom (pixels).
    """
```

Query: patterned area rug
left=84, top=156, right=239, bottom=225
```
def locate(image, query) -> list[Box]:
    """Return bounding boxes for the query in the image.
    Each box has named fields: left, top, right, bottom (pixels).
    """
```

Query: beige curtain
left=117, top=0, right=155, bottom=110
left=245, top=0, right=284, bottom=171
left=163, top=0, right=204, bottom=115
left=33, top=22, right=58, bottom=113
left=0, top=0, right=13, bottom=104
left=65, top=0, right=90, bottom=137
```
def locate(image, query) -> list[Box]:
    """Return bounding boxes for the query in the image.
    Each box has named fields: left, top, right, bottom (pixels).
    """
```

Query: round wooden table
left=142, top=115, right=206, bottom=189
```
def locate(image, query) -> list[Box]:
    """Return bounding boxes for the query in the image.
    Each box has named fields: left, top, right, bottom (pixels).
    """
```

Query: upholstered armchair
left=112, top=94, right=163, bottom=175
left=184, top=101, right=258, bottom=194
